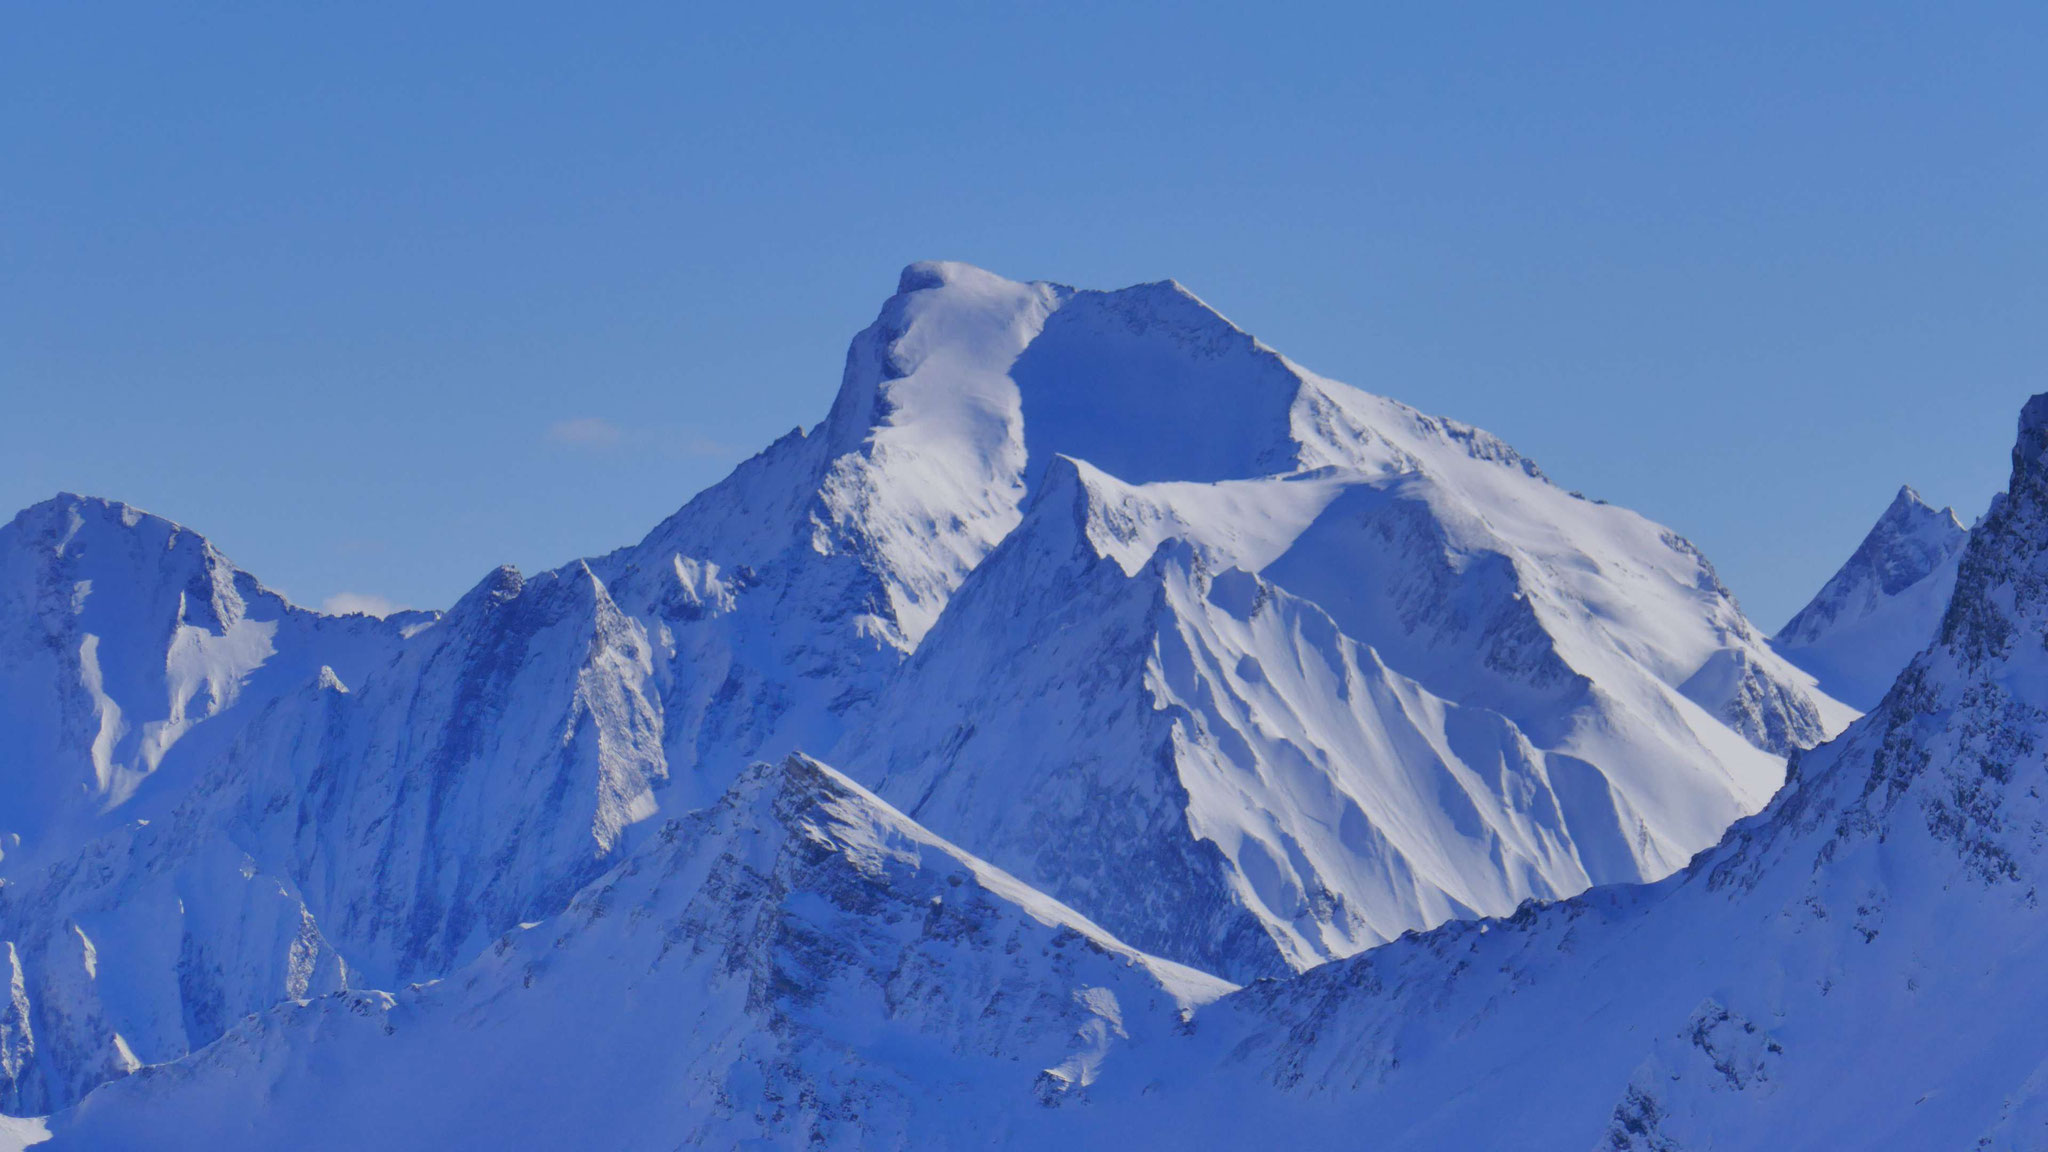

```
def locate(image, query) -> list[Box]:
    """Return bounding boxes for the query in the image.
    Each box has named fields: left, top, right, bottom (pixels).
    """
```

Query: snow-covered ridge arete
left=1774, top=484, right=1969, bottom=709
left=1, top=261, right=1843, bottom=1116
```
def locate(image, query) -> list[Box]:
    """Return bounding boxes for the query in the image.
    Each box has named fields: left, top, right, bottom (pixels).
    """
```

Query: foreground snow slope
left=32, top=757, right=1227, bottom=1151
left=1775, top=484, right=1970, bottom=709
left=0, top=262, right=1840, bottom=1111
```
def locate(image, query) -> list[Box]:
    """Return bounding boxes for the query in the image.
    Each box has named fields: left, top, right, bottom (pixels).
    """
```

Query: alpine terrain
left=3, top=262, right=1959, bottom=1150
left=1775, top=484, right=1970, bottom=709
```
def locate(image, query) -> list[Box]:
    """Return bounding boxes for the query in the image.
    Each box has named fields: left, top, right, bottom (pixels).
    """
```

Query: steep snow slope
left=841, top=458, right=1800, bottom=979
left=0, top=556, right=675, bottom=1112
left=0, top=820, right=347, bottom=1116
left=583, top=264, right=1067, bottom=803
left=0, top=496, right=418, bottom=864
left=1775, top=484, right=1969, bottom=709
left=24, top=377, right=2038, bottom=1152
left=836, top=266, right=1845, bottom=980
left=0, top=497, right=436, bottom=1113
left=1020, top=390, right=2048, bottom=1150
left=30, top=757, right=1227, bottom=1151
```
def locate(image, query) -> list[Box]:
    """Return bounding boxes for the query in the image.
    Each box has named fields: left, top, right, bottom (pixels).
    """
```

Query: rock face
left=0, top=262, right=1842, bottom=1127
left=1775, top=484, right=1969, bottom=709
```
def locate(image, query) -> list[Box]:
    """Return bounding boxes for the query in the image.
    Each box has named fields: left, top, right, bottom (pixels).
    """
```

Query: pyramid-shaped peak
left=1878, top=484, right=1963, bottom=531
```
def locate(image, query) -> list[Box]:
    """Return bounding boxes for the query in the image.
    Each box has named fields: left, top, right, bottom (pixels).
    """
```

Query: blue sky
left=5, top=3, right=2044, bottom=627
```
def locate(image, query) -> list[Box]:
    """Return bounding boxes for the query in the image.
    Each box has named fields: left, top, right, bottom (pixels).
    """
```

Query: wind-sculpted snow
left=845, top=335, right=1840, bottom=979
left=1019, top=389, right=2048, bottom=1150
left=1776, top=484, right=1969, bottom=708
left=29, top=757, right=1227, bottom=1151
left=1, top=261, right=1845, bottom=1126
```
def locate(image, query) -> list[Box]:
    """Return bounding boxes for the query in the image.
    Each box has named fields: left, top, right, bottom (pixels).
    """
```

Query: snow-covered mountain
left=1, top=261, right=1846, bottom=1129
left=19, top=756, right=1227, bottom=1150
left=21, top=389, right=2043, bottom=1152
left=832, top=264, right=1847, bottom=979
left=1038, top=390, right=2048, bottom=1150
left=0, top=496, right=422, bottom=868
left=1775, top=484, right=1969, bottom=709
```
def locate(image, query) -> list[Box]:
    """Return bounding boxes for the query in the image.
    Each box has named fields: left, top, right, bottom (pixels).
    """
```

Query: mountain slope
left=26, top=756, right=1227, bottom=1151
left=0, top=496, right=418, bottom=866
left=1775, top=484, right=1969, bottom=709
left=839, top=456, right=1808, bottom=980
left=0, top=261, right=1844, bottom=1113
left=834, top=266, right=1846, bottom=980
left=20, top=388, right=2039, bottom=1149
left=1035, top=391, right=2048, bottom=1150
left=0, top=551, right=671, bottom=1112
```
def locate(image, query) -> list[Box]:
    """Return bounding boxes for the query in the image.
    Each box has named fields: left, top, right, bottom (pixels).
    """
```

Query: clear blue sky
left=5, top=3, right=2044, bottom=627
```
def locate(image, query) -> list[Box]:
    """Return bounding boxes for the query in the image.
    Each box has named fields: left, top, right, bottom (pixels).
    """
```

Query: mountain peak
left=0, top=263, right=1893, bottom=1143
left=1761, top=392, right=2048, bottom=871
left=1878, top=482, right=1962, bottom=534
left=1774, top=476, right=1969, bottom=708
left=8, top=492, right=175, bottom=551
left=893, top=259, right=1032, bottom=296
left=2014, top=392, right=2048, bottom=490
left=1933, top=391, right=2048, bottom=671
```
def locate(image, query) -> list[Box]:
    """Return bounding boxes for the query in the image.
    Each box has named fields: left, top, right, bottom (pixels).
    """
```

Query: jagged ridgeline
left=1773, top=485, right=1969, bottom=709
left=4, top=263, right=1866, bottom=1147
